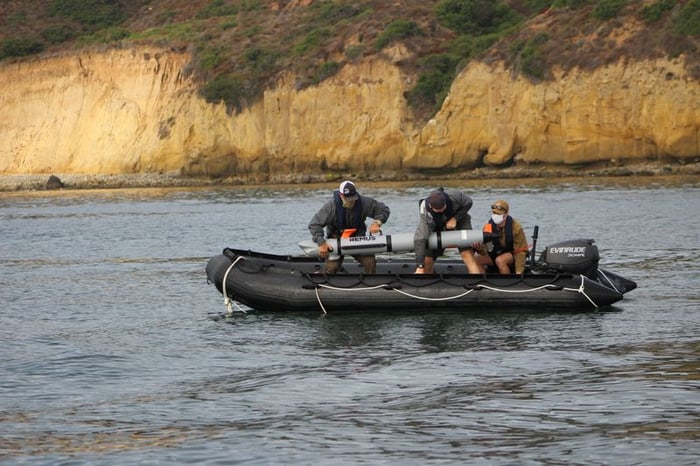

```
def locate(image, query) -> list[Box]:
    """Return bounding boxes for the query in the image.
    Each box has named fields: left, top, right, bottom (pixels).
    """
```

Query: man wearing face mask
left=414, top=188, right=481, bottom=274
left=308, top=180, right=390, bottom=274
left=472, top=199, right=528, bottom=275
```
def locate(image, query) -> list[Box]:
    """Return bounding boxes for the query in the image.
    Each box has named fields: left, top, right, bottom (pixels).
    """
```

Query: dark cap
left=427, top=191, right=446, bottom=210
left=339, top=180, right=359, bottom=200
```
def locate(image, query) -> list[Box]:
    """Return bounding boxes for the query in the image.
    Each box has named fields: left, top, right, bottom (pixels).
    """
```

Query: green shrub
left=374, top=20, right=422, bottom=51
left=131, top=23, right=196, bottom=43
left=220, top=19, right=238, bottom=30
left=243, top=25, right=261, bottom=38
left=592, top=0, right=628, bottom=20
left=551, top=0, right=591, bottom=8
left=640, top=0, right=674, bottom=23
left=8, top=9, right=28, bottom=24
left=674, top=0, right=700, bottom=36
left=78, top=27, right=130, bottom=45
left=202, top=74, right=260, bottom=113
left=520, top=33, right=549, bottom=79
left=48, top=0, right=127, bottom=29
left=157, top=10, right=176, bottom=23
left=314, top=2, right=361, bottom=25
left=294, top=28, right=331, bottom=55
left=449, top=33, right=500, bottom=60
left=196, top=0, right=238, bottom=19
left=314, top=61, right=341, bottom=83
left=244, top=47, right=279, bottom=73
left=436, top=0, right=521, bottom=36
left=524, top=0, right=556, bottom=12
left=42, top=25, right=77, bottom=44
left=239, top=0, right=262, bottom=12
left=345, top=44, right=364, bottom=61
left=199, top=46, right=224, bottom=70
left=0, top=39, right=45, bottom=59
left=406, top=53, right=459, bottom=111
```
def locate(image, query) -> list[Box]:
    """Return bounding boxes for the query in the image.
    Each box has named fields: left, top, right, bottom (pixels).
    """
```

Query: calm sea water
left=1, top=176, right=699, bottom=465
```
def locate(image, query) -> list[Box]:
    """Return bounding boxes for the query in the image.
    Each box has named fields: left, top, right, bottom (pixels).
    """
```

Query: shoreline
left=1, top=161, right=699, bottom=192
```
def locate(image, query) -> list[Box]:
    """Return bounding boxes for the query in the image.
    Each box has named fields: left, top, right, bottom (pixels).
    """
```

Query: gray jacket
left=413, top=189, right=473, bottom=265
left=309, top=192, right=391, bottom=246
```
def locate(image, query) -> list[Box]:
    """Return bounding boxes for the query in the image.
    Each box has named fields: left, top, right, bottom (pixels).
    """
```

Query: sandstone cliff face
left=411, top=60, right=699, bottom=169
left=1, top=47, right=698, bottom=178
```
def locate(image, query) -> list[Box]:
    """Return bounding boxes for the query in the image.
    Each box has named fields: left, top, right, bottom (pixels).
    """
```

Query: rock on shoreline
left=1, top=162, right=699, bottom=192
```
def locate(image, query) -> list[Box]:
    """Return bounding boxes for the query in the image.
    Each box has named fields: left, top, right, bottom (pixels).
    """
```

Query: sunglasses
left=491, top=205, right=507, bottom=212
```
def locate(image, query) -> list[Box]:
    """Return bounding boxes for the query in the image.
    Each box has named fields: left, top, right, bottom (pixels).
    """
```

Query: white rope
left=313, top=282, right=387, bottom=312
left=310, top=276, right=599, bottom=308
left=316, top=283, right=389, bottom=292
left=476, top=283, right=560, bottom=293
left=315, top=281, right=474, bottom=302
left=391, top=287, right=475, bottom=301
left=222, top=256, right=246, bottom=316
left=596, top=268, right=620, bottom=293
left=314, top=287, right=328, bottom=314
left=560, top=275, right=598, bottom=308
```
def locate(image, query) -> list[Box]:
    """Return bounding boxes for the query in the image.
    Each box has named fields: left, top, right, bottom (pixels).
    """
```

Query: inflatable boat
left=205, top=230, right=637, bottom=314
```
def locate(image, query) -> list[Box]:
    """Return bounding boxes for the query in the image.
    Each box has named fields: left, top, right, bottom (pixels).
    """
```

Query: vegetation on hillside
left=1, top=0, right=698, bottom=120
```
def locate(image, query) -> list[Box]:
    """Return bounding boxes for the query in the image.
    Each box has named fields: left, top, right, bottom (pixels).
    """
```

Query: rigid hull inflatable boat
left=205, top=232, right=636, bottom=314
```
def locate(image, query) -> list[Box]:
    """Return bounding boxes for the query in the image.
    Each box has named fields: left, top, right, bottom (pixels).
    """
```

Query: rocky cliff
left=1, top=46, right=698, bottom=180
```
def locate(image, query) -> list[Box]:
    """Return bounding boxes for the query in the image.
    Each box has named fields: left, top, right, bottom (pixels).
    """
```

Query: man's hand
left=369, top=222, right=382, bottom=234
left=445, top=217, right=457, bottom=230
left=319, top=243, right=332, bottom=259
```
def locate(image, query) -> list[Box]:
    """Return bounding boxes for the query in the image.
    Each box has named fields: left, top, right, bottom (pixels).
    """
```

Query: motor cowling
left=537, top=239, right=600, bottom=278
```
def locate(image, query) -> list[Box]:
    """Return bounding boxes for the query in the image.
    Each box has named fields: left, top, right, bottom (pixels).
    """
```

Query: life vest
left=426, top=189, right=454, bottom=231
left=330, top=191, right=366, bottom=238
left=484, top=216, right=514, bottom=260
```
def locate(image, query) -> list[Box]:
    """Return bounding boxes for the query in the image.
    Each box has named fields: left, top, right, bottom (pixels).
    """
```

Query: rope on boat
left=311, top=281, right=534, bottom=304
left=314, top=288, right=327, bottom=314
left=391, top=287, right=475, bottom=301
left=314, top=283, right=391, bottom=313
left=596, top=268, right=620, bottom=293
left=476, top=283, right=560, bottom=293
left=222, top=256, right=247, bottom=316
left=560, top=275, right=598, bottom=309
left=480, top=275, right=599, bottom=308
left=311, top=275, right=600, bottom=309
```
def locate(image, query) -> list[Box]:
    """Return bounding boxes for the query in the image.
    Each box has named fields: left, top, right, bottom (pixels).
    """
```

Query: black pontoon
left=205, top=234, right=636, bottom=314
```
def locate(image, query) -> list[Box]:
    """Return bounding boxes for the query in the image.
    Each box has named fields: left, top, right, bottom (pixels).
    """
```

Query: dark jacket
left=414, top=189, right=473, bottom=265
left=309, top=191, right=390, bottom=246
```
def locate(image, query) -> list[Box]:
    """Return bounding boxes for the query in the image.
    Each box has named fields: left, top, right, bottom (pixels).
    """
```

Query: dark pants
left=324, top=254, right=376, bottom=274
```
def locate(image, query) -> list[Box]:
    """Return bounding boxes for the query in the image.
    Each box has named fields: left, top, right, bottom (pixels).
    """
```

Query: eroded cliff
left=1, top=46, right=698, bottom=179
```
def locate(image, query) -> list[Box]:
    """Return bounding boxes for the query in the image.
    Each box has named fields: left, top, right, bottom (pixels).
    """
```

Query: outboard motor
left=538, top=239, right=600, bottom=278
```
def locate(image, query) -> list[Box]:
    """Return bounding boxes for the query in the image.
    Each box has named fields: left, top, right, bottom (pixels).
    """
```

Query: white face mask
left=491, top=214, right=505, bottom=224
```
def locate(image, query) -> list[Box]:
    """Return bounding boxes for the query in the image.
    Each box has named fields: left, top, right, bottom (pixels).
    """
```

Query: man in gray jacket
left=414, top=188, right=480, bottom=274
left=308, top=180, right=390, bottom=274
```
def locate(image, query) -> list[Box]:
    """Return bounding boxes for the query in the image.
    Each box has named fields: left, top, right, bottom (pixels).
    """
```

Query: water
left=1, top=177, right=699, bottom=465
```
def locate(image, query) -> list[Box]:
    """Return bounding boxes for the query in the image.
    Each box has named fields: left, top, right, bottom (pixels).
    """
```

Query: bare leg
left=473, top=253, right=493, bottom=274
left=494, top=252, right=514, bottom=274
left=460, top=249, right=481, bottom=274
